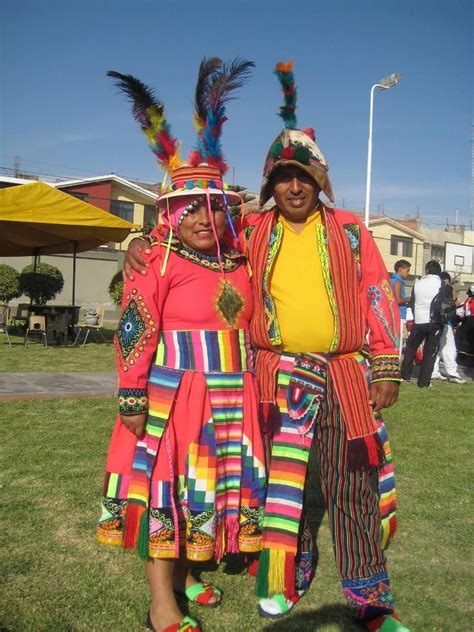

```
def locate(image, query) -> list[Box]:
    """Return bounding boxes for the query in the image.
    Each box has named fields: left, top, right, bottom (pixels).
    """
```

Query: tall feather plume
left=107, top=70, right=181, bottom=172
left=189, top=58, right=255, bottom=174
left=193, top=57, right=223, bottom=131
left=274, top=60, right=297, bottom=129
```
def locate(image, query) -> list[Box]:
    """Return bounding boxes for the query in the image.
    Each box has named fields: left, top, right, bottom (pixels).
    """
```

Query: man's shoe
left=431, top=373, right=447, bottom=380
left=258, top=590, right=306, bottom=619
left=364, top=613, right=410, bottom=631
left=448, top=375, right=467, bottom=384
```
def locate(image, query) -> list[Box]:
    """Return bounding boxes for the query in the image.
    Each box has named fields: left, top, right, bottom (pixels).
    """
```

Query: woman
left=97, top=61, right=265, bottom=632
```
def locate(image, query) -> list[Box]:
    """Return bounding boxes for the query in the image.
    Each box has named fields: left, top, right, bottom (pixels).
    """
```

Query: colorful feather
left=274, top=60, right=297, bottom=129
left=190, top=58, right=255, bottom=174
left=194, top=57, right=223, bottom=130
left=107, top=70, right=181, bottom=171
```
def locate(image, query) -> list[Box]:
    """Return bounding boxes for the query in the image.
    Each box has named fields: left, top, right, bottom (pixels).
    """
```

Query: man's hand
left=368, top=382, right=399, bottom=412
left=120, top=413, right=147, bottom=438
left=123, top=238, right=151, bottom=281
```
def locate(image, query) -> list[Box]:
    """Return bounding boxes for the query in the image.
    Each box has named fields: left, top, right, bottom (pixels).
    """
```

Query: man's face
left=270, top=165, right=320, bottom=222
left=399, top=266, right=411, bottom=279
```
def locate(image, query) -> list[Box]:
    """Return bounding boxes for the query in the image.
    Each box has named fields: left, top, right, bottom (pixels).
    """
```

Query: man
left=390, top=260, right=411, bottom=358
left=124, top=61, right=408, bottom=632
left=431, top=272, right=466, bottom=383
left=400, top=260, right=443, bottom=388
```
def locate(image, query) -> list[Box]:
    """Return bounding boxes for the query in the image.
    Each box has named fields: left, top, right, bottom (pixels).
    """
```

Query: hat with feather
left=259, top=61, right=334, bottom=207
left=108, top=58, right=254, bottom=225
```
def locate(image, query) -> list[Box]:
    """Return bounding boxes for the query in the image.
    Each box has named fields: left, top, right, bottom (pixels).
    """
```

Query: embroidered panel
left=214, top=279, right=245, bottom=327
left=371, top=354, right=401, bottom=383
left=238, top=505, right=264, bottom=553
left=118, top=387, right=148, bottom=415
left=342, top=572, right=394, bottom=621
left=367, top=280, right=399, bottom=348
left=97, top=496, right=127, bottom=546
left=343, top=222, right=362, bottom=281
left=116, top=288, right=157, bottom=372
left=263, top=221, right=283, bottom=345
left=165, top=237, right=243, bottom=272
left=117, top=299, right=146, bottom=358
left=317, top=223, right=339, bottom=351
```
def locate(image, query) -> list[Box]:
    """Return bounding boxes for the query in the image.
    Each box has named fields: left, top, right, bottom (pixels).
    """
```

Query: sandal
left=146, top=611, right=202, bottom=632
left=364, top=613, right=410, bottom=632
left=258, top=590, right=306, bottom=619
left=176, top=581, right=222, bottom=608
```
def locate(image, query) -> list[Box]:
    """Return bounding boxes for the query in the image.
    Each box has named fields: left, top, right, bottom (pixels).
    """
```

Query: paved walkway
left=0, top=372, right=117, bottom=402
left=0, top=364, right=471, bottom=403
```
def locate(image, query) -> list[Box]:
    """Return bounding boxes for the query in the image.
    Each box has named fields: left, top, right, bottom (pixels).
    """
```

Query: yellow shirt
left=270, top=210, right=335, bottom=353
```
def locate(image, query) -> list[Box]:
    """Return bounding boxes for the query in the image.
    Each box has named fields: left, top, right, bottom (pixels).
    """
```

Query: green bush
left=109, top=271, right=124, bottom=305
left=0, top=264, right=21, bottom=303
left=19, top=263, right=64, bottom=305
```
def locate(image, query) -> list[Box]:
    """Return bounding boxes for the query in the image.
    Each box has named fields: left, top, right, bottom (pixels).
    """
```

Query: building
left=0, top=174, right=159, bottom=317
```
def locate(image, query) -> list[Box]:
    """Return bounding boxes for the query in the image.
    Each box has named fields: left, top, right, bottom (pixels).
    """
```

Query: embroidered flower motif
left=381, top=278, right=394, bottom=301
left=368, top=285, right=382, bottom=307
left=367, top=284, right=399, bottom=347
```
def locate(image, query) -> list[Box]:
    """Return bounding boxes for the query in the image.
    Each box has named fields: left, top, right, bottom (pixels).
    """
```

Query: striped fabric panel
left=325, top=211, right=365, bottom=352
left=155, top=329, right=252, bottom=373
left=127, top=366, right=182, bottom=507
left=103, top=472, right=130, bottom=499
left=261, top=357, right=314, bottom=552
left=205, top=373, right=244, bottom=522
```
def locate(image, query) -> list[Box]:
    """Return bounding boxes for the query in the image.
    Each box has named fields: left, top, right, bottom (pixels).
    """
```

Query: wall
left=61, top=182, right=113, bottom=211
left=1, top=249, right=123, bottom=321
left=110, top=182, right=154, bottom=250
left=370, top=223, right=424, bottom=277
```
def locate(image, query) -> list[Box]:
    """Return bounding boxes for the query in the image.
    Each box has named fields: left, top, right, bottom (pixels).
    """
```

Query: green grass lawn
left=1, top=384, right=473, bottom=631
left=0, top=327, right=116, bottom=373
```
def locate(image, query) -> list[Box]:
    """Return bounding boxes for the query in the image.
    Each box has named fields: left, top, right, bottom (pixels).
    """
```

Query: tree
left=19, top=263, right=64, bottom=305
left=109, top=271, right=124, bottom=305
left=0, top=264, right=21, bottom=304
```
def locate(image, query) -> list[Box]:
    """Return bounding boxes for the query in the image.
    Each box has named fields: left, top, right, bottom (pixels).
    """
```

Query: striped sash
left=155, top=329, right=253, bottom=372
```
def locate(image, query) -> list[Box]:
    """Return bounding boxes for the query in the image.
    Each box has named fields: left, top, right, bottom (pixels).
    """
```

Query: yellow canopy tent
left=0, top=181, right=140, bottom=303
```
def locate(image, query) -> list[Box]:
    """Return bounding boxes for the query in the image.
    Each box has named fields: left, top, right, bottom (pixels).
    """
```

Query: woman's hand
left=123, top=238, right=151, bottom=281
left=120, top=413, right=147, bottom=438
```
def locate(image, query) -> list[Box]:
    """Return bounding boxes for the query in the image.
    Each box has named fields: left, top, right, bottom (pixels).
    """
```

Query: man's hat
left=259, top=61, right=334, bottom=207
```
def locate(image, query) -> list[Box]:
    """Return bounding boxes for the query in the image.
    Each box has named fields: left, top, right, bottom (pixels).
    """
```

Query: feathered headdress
left=107, top=70, right=182, bottom=173
left=189, top=58, right=255, bottom=174
left=259, top=60, right=334, bottom=206
left=274, top=60, right=298, bottom=129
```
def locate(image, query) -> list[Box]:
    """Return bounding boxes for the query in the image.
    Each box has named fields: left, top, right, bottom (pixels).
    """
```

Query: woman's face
left=177, top=202, right=226, bottom=254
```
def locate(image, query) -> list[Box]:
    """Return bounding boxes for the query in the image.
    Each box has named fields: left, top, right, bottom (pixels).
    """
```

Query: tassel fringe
left=347, top=433, right=384, bottom=471
left=122, top=504, right=145, bottom=549
left=137, top=509, right=150, bottom=560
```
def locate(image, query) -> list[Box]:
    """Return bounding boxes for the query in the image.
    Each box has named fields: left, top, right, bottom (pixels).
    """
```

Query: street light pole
left=364, top=73, right=401, bottom=227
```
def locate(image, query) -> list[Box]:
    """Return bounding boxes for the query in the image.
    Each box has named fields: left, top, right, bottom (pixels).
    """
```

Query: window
left=70, top=192, right=89, bottom=202
left=144, top=204, right=157, bottom=228
left=110, top=199, right=134, bottom=222
left=431, top=245, right=444, bottom=261
left=390, top=235, right=413, bottom=257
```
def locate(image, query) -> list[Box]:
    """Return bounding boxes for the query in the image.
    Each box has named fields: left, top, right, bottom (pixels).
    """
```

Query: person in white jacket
left=401, top=260, right=442, bottom=387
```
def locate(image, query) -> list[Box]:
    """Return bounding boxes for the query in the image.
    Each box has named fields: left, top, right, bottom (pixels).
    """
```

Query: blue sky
left=1, top=0, right=472, bottom=227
